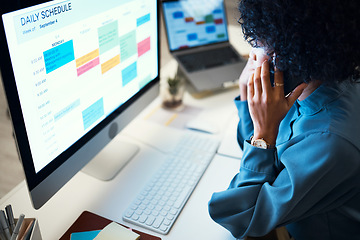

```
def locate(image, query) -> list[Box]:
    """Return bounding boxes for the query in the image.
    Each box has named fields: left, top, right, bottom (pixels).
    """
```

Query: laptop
left=162, top=0, right=246, bottom=92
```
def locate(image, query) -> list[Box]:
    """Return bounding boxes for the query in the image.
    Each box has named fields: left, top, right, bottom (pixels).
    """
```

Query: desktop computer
left=0, top=0, right=224, bottom=235
left=0, top=0, right=160, bottom=209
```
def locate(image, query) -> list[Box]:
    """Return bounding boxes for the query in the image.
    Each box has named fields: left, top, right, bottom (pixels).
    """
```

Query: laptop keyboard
left=177, top=46, right=241, bottom=73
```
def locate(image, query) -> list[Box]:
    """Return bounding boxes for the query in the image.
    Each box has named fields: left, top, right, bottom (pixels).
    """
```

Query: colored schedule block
left=82, top=98, right=104, bottom=130
left=173, top=11, right=183, bottom=19
left=213, top=9, right=222, bottom=14
left=101, top=55, right=120, bottom=74
left=176, top=30, right=186, bottom=34
left=214, top=18, right=223, bottom=24
left=76, top=49, right=99, bottom=68
left=120, top=30, right=137, bottom=61
left=137, top=37, right=150, bottom=57
left=98, top=21, right=119, bottom=54
left=206, top=26, right=216, bottom=34
left=205, top=14, right=214, bottom=23
left=187, top=33, right=197, bottom=41
left=217, top=33, right=226, bottom=39
left=43, top=40, right=75, bottom=74
left=77, top=57, right=99, bottom=76
left=137, top=13, right=150, bottom=27
left=54, top=99, right=80, bottom=122
left=185, top=17, right=194, bottom=22
left=122, top=62, right=137, bottom=86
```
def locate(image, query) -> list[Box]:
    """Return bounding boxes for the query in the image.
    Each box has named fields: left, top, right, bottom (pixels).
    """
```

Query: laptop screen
left=162, top=0, right=229, bottom=52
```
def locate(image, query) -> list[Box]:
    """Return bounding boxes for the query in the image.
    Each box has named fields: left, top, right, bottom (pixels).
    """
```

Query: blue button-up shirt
left=208, top=81, right=360, bottom=239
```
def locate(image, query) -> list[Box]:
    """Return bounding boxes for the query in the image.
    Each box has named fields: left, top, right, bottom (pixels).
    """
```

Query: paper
left=144, top=104, right=202, bottom=129
left=217, top=113, right=243, bottom=159
left=70, top=230, right=101, bottom=240
left=93, top=222, right=140, bottom=240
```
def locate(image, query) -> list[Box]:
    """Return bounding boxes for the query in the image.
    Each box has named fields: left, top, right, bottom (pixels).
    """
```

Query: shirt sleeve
left=234, top=96, right=253, bottom=149
left=208, top=132, right=360, bottom=239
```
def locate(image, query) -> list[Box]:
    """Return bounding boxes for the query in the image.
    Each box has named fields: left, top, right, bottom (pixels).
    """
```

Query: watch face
left=252, top=139, right=268, bottom=149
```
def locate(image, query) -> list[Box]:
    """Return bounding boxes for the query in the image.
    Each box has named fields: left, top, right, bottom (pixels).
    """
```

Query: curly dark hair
left=238, top=0, right=360, bottom=83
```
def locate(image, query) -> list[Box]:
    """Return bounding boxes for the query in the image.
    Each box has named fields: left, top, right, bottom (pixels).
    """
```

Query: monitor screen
left=0, top=0, right=159, bottom=209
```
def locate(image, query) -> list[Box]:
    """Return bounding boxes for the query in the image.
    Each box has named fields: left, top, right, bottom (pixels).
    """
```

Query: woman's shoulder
left=325, top=81, right=360, bottom=146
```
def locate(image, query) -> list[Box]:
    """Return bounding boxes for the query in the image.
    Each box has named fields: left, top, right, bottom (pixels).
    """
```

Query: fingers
left=273, top=66, right=284, bottom=95
left=248, top=64, right=272, bottom=100
left=253, top=66, right=262, bottom=96
left=247, top=73, right=254, bottom=99
left=249, top=62, right=272, bottom=98
left=249, top=62, right=296, bottom=104
left=249, top=49, right=257, bottom=61
left=261, top=61, right=271, bottom=94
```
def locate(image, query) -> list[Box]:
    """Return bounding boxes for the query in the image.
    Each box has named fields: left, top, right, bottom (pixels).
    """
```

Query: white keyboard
left=123, top=132, right=219, bottom=234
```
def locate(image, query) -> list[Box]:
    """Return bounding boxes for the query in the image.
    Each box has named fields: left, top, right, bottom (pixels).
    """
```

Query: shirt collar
left=296, top=81, right=351, bottom=115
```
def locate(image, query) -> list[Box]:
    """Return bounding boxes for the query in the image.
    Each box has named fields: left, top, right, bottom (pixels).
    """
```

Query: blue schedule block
left=206, top=26, right=216, bottom=34
left=54, top=99, right=80, bottom=122
left=122, top=62, right=137, bottom=86
left=173, top=11, right=184, bottom=19
left=82, top=98, right=104, bottom=130
left=137, top=13, right=150, bottom=27
left=213, top=9, right=222, bottom=14
left=187, top=33, right=197, bottom=41
left=43, top=40, right=75, bottom=74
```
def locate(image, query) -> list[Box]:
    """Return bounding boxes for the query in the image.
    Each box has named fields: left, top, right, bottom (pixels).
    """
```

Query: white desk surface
left=0, top=60, right=244, bottom=240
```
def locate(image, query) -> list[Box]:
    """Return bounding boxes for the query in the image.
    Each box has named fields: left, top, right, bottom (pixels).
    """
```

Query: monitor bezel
left=0, top=0, right=160, bottom=209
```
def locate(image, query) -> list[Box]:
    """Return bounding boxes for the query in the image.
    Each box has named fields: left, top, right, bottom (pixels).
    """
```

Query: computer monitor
left=0, top=0, right=159, bottom=209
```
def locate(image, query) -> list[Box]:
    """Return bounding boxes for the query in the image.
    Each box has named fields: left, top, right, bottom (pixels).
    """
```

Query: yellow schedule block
left=101, top=54, right=120, bottom=74
left=76, top=49, right=99, bottom=68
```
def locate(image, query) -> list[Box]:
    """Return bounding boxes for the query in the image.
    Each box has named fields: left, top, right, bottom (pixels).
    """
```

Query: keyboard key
left=146, top=216, right=155, bottom=226
left=139, top=215, right=147, bottom=223
left=153, top=216, right=164, bottom=228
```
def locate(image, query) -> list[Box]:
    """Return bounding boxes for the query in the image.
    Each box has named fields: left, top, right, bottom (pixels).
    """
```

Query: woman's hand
left=247, top=61, right=307, bottom=145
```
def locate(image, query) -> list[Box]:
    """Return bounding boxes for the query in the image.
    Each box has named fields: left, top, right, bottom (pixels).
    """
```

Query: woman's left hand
left=247, top=61, right=307, bottom=146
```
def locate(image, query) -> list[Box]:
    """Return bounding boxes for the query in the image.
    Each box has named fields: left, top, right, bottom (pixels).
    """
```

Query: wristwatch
left=250, top=136, right=274, bottom=149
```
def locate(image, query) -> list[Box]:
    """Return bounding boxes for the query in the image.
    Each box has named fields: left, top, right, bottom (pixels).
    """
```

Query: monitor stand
left=81, top=138, right=139, bottom=181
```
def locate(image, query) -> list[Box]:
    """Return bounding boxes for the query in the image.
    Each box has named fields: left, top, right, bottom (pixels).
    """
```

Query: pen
left=5, top=205, right=15, bottom=233
left=0, top=211, right=11, bottom=240
left=10, top=214, right=24, bottom=240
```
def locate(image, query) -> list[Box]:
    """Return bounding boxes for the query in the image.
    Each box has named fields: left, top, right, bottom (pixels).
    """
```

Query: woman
left=208, top=0, right=360, bottom=239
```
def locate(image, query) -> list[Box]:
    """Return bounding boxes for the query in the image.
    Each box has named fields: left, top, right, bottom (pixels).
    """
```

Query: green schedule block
left=98, top=21, right=119, bottom=54
left=120, top=30, right=137, bottom=61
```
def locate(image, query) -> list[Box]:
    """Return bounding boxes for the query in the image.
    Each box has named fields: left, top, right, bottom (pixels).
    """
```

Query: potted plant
left=161, top=73, right=185, bottom=109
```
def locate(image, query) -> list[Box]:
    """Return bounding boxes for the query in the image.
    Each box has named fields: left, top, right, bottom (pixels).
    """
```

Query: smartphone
left=268, top=60, right=304, bottom=96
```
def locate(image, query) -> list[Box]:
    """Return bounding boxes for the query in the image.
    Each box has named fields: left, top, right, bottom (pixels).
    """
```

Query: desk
left=0, top=71, right=243, bottom=239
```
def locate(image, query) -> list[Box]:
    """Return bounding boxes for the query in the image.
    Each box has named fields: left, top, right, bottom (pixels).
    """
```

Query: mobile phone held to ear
left=268, top=60, right=304, bottom=96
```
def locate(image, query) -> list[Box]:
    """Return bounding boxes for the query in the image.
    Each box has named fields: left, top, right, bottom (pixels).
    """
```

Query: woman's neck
left=298, top=80, right=322, bottom=101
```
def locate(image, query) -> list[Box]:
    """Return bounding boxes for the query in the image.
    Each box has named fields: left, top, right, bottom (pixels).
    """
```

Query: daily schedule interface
left=2, top=0, right=158, bottom=173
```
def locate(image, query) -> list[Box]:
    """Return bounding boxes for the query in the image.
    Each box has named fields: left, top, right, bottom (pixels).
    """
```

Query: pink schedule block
left=137, top=37, right=150, bottom=57
left=77, top=57, right=100, bottom=76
